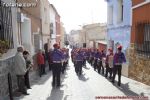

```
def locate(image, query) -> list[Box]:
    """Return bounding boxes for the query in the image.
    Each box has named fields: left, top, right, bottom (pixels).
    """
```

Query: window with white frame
left=117, top=0, right=123, bottom=23
left=44, top=8, right=48, bottom=24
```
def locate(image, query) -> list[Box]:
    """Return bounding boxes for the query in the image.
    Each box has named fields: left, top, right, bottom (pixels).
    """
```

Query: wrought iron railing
left=0, top=0, right=14, bottom=49
left=135, top=22, right=150, bottom=58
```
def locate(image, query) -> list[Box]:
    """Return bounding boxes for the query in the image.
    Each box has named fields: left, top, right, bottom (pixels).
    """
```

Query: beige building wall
left=40, top=0, right=50, bottom=49
left=16, top=0, right=43, bottom=54
left=82, top=23, right=107, bottom=48
left=70, top=30, right=83, bottom=47
left=49, top=4, right=57, bottom=49
left=60, top=22, right=65, bottom=48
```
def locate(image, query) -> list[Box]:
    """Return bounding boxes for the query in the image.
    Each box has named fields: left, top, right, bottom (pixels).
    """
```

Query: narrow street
left=14, top=58, right=150, bottom=100
left=0, top=0, right=150, bottom=100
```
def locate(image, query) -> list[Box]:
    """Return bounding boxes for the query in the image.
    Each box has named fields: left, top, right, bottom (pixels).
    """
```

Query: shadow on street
left=111, top=81, right=142, bottom=96
left=30, top=70, right=52, bottom=86
left=47, top=88, right=64, bottom=100
left=78, top=73, right=89, bottom=82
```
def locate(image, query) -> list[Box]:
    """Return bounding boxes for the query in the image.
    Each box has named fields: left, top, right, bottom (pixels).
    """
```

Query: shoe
left=79, top=73, right=82, bottom=76
left=27, top=87, right=32, bottom=89
left=111, top=80, right=114, bottom=84
left=118, top=83, right=121, bottom=86
left=52, top=83, right=55, bottom=87
left=56, top=84, right=61, bottom=87
left=22, top=92, right=29, bottom=95
left=57, top=84, right=63, bottom=87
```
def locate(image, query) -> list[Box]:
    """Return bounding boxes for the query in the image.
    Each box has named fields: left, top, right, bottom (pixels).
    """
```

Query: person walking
left=75, top=48, right=84, bottom=75
left=23, top=51, right=32, bottom=89
left=100, top=50, right=106, bottom=75
left=61, top=48, right=66, bottom=74
left=66, top=48, right=69, bottom=66
left=48, top=49, right=53, bottom=71
left=82, top=48, right=87, bottom=67
left=51, top=43, right=64, bottom=87
left=89, top=49, right=95, bottom=66
left=37, top=50, right=45, bottom=77
left=105, top=48, right=114, bottom=79
left=94, top=49, right=101, bottom=71
left=111, top=45, right=126, bottom=86
left=14, top=46, right=29, bottom=95
left=42, top=51, right=46, bottom=74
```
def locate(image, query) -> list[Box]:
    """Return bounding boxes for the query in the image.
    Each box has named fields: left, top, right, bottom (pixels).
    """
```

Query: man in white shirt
left=14, top=46, right=29, bottom=95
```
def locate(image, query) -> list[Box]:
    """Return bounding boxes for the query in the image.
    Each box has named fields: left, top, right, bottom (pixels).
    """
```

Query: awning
left=95, top=40, right=107, bottom=45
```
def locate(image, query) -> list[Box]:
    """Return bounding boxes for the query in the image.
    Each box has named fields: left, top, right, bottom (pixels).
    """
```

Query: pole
left=85, top=30, right=86, bottom=48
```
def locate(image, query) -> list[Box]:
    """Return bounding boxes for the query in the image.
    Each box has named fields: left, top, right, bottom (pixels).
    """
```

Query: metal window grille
left=0, top=0, right=14, bottom=48
left=135, top=22, right=150, bottom=58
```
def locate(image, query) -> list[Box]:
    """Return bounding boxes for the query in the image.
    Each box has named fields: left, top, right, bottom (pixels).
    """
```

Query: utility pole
left=84, top=30, right=86, bottom=48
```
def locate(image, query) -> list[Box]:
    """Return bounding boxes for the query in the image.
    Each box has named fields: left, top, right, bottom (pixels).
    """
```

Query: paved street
left=14, top=59, right=150, bottom=100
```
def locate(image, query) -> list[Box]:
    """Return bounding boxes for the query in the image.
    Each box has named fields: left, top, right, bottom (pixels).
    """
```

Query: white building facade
left=49, top=4, right=57, bottom=49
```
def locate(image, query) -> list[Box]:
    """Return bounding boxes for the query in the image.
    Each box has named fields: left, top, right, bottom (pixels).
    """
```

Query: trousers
left=17, top=75, right=27, bottom=93
left=52, top=63, right=62, bottom=86
left=24, top=71, right=31, bottom=88
left=112, top=65, right=122, bottom=86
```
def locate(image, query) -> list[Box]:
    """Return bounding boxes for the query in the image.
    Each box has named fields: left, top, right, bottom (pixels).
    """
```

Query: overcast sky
left=49, top=0, right=107, bottom=33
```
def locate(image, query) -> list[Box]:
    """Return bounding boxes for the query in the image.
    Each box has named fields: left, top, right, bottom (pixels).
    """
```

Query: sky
left=49, top=0, right=107, bottom=33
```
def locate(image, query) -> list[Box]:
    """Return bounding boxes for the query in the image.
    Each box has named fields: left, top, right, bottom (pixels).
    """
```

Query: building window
left=117, top=0, right=123, bottom=23
left=108, top=5, right=113, bottom=25
left=0, top=0, right=14, bottom=49
left=44, top=8, right=48, bottom=24
left=50, top=23, right=53, bottom=34
left=135, top=23, right=150, bottom=58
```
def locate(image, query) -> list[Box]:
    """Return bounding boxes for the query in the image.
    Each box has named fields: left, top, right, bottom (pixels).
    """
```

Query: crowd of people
left=13, top=43, right=69, bottom=95
left=71, top=45, right=126, bottom=86
left=13, top=43, right=126, bottom=96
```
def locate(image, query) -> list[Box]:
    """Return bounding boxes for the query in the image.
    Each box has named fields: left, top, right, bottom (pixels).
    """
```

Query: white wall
left=40, top=0, right=50, bottom=50
left=21, top=16, right=34, bottom=55
left=49, top=5, right=57, bottom=49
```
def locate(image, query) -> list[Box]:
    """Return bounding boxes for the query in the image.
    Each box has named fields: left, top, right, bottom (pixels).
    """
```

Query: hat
left=53, top=43, right=59, bottom=48
left=108, top=48, right=113, bottom=52
left=117, top=45, right=122, bottom=50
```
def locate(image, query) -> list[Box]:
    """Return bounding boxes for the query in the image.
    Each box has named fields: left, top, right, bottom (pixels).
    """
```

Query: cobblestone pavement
left=14, top=60, right=150, bottom=100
